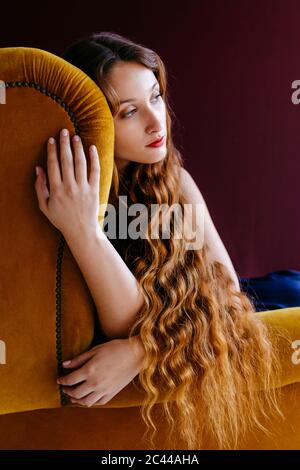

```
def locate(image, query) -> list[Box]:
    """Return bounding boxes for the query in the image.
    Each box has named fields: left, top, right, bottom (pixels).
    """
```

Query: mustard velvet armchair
left=1, top=47, right=300, bottom=450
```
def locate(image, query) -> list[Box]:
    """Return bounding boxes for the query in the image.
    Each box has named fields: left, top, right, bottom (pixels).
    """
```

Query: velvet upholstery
left=1, top=47, right=300, bottom=449
left=0, top=46, right=115, bottom=415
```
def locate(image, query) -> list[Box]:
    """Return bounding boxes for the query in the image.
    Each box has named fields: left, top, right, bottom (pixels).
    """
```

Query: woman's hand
left=57, top=337, right=144, bottom=407
left=34, top=128, right=101, bottom=241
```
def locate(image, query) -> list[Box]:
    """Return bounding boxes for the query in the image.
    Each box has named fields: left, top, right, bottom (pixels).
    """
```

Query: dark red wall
left=1, top=0, right=299, bottom=277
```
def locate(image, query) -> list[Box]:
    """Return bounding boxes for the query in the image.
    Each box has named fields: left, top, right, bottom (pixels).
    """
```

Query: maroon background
left=1, top=0, right=299, bottom=277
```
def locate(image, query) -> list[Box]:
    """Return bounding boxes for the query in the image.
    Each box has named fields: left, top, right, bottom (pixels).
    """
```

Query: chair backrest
left=0, top=46, right=114, bottom=414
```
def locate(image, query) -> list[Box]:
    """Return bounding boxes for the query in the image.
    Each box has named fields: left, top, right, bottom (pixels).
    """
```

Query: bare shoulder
left=179, top=167, right=215, bottom=243
left=179, top=167, right=207, bottom=207
left=179, top=169, right=241, bottom=291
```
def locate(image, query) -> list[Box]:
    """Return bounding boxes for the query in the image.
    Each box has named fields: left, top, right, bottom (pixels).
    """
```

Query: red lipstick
left=146, top=136, right=165, bottom=148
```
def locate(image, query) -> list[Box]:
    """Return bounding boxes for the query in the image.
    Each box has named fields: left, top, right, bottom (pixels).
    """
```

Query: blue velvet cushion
left=240, top=269, right=300, bottom=312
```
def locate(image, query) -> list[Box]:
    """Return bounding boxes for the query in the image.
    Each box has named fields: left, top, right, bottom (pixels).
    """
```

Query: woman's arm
left=34, top=130, right=144, bottom=340
left=65, top=227, right=145, bottom=340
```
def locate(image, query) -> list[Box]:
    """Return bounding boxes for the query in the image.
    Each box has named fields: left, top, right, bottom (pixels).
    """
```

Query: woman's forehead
left=108, top=62, right=156, bottom=97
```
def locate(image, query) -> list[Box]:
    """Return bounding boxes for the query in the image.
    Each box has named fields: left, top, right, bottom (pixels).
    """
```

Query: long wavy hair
left=61, top=31, right=288, bottom=450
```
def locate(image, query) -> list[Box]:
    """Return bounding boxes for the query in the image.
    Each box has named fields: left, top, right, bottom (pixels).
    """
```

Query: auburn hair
left=62, top=31, right=287, bottom=450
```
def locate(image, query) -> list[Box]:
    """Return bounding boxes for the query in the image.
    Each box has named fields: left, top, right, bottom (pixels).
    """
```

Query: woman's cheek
left=115, top=134, right=131, bottom=156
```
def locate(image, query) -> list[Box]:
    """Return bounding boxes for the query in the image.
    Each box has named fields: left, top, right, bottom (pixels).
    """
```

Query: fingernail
left=62, top=129, right=68, bottom=136
left=73, top=135, right=80, bottom=142
left=35, top=167, right=39, bottom=177
left=48, top=137, right=55, bottom=144
left=63, top=360, right=71, bottom=366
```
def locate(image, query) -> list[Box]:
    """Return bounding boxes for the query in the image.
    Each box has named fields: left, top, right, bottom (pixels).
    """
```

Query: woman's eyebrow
left=119, top=82, right=159, bottom=104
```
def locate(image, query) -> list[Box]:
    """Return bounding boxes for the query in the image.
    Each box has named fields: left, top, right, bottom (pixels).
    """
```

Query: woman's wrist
left=128, top=334, right=145, bottom=370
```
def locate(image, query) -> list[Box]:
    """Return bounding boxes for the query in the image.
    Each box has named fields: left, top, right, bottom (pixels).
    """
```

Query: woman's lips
left=146, top=136, right=165, bottom=147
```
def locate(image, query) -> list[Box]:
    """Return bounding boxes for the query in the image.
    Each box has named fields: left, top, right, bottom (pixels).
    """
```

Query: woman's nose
left=146, top=114, right=163, bottom=133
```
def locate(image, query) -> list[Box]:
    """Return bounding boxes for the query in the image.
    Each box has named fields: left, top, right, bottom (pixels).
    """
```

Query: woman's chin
left=144, top=147, right=167, bottom=162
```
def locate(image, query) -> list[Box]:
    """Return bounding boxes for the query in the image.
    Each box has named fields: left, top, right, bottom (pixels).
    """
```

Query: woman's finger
left=88, top=145, right=100, bottom=189
left=34, top=166, right=50, bottom=214
left=47, top=138, right=62, bottom=191
left=57, top=366, right=86, bottom=387
left=62, top=349, right=95, bottom=369
left=72, top=135, right=87, bottom=185
left=60, top=128, right=75, bottom=186
left=70, top=391, right=104, bottom=408
left=62, top=381, right=95, bottom=399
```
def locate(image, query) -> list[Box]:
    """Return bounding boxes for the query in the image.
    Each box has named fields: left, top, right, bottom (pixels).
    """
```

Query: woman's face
left=107, top=61, right=167, bottom=174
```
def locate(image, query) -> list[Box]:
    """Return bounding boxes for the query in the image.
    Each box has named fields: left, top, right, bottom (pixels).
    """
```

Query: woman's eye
left=123, top=109, right=136, bottom=118
left=123, top=93, right=162, bottom=118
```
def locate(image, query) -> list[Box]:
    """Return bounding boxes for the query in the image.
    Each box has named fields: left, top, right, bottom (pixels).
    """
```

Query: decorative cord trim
left=6, top=80, right=81, bottom=406
left=55, top=235, right=68, bottom=406
left=5, top=80, right=80, bottom=135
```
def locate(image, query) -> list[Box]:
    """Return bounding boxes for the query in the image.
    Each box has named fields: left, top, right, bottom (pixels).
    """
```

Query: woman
left=34, top=31, right=286, bottom=450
